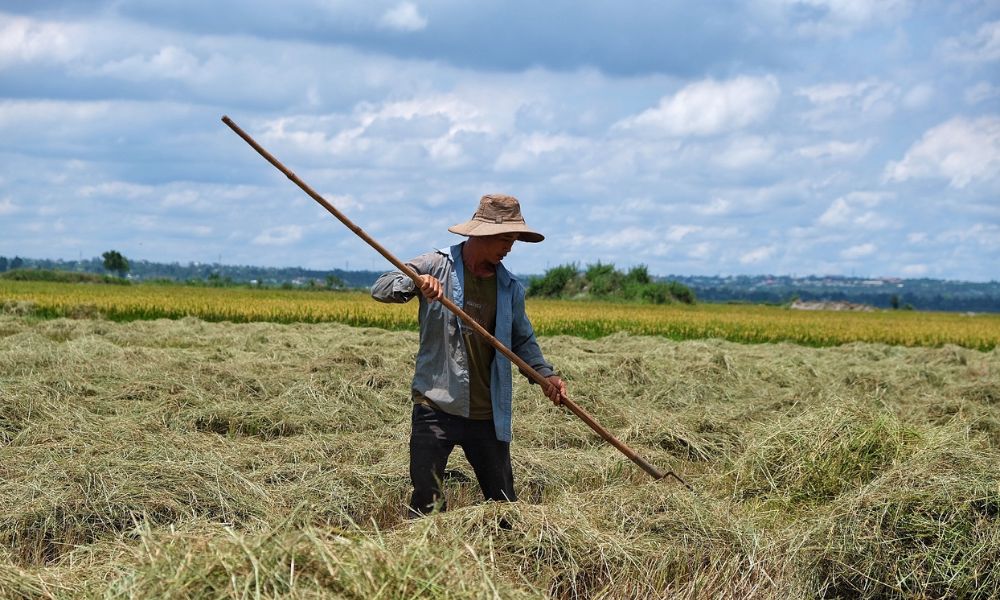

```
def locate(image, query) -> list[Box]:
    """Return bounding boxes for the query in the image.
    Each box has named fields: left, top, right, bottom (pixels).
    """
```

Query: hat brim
left=448, top=220, right=544, bottom=243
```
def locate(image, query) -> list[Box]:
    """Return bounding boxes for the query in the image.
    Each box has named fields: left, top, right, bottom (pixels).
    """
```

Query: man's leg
left=461, top=420, right=517, bottom=503
left=408, top=403, right=455, bottom=516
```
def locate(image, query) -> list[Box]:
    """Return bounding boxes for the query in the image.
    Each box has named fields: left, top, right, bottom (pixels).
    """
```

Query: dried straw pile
left=1, top=316, right=997, bottom=598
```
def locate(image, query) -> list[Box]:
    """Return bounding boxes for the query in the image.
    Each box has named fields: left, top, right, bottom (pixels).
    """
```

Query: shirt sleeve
left=370, top=253, right=435, bottom=303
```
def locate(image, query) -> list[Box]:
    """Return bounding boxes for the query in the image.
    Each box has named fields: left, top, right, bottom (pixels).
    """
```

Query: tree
left=0, top=256, right=7, bottom=272
left=528, top=263, right=579, bottom=297
left=102, top=250, right=130, bottom=278
left=325, top=274, right=346, bottom=290
left=10, top=256, right=24, bottom=270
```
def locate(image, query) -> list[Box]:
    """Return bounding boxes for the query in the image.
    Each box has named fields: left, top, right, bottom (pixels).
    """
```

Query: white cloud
left=885, top=116, right=1000, bottom=188
left=940, top=20, right=1000, bottom=63
left=694, top=197, right=731, bottom=216
left=771, top=0, right=912, bottom=37
left=714, top=136, right=775, bottom=169
left=665, top=225, right=702, bottom=242
left=0, top=15, right=80, bottom=69
left=0, top=197, right=19, bottom=215
left=901, top=263, right=927, bottom=276
left=615, top=76, right=780, bottom=137
left=796, top=79, right=898, bottom=128
left=79, top=181, right=154, bottom=199
left=740, top=245, right=776, bottom=264
left=965, top=81, right=1000, bottom=105
left=572, top=226, right=659, bottom=251
left=902, top=83, right=934, bottom=110
left=817, top=197, right=851, bottom=226
left=817, top=191, right=892, bottom=228
left=495, top=133, right=584, bottom=171
left=797, top=139, right=873, bottom=161
left=253, top=225, right=304, bottom=245
left=687, top=242, right=713, bottom=260
left=99, top=45, right=202, bottom=80
left=939, top=224, right=1000, bottom=248
left=379, top=2, right=428, bottom=32
left=841, top=242, right=876, bottom=259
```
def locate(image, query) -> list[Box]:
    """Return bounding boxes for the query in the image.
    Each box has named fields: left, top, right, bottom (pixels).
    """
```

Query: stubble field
left=2, top=310, right=998, bottom=598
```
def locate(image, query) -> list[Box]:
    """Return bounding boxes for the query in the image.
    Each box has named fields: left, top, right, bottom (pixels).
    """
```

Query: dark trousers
left=408, top=403, right=516, bottom=516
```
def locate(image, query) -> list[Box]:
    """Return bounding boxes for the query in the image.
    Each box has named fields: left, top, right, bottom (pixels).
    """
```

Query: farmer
left=371, top=194, right=566, bottom=517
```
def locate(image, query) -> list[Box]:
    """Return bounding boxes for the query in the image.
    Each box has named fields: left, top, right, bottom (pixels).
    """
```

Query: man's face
left=479, top=233, right=519, bottom=265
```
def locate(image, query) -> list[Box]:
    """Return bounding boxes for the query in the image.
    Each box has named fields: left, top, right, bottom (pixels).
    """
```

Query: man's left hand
left=544, top=375, right=567, bottom=406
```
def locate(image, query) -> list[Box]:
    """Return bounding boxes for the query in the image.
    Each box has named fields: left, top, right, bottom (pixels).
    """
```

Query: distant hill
left=0, top=256, right=384, bottom=290
left=665, top=274, right=1000, bottom=313
left=2, top=255, right=997, bottom=312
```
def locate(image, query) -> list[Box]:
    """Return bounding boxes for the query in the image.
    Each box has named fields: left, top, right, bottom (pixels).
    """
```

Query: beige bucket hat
left=447, top=194, right=544, bottom=243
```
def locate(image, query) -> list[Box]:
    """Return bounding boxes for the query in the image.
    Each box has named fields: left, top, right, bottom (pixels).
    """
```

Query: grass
left=1, top=315, right=998, bottom=598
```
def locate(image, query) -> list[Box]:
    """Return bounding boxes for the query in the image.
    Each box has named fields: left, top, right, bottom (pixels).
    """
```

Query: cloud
left=900, top=263, right=927, bottom=276
left=740, top=245, right=776, bottom=264
left=796, top=78, right=898, bottom=128
left=494, top=133, right=586, bottom=171
left=0, top=15, right=80, bottom=68
left=965, top=81, right=1000, bottom=105
left=713, top=136, right=776, bottom=169
left=817, top=191, right=893, bottom=229
left=902, top=83, right=934, bottom=110
left=840, top=242, right=876, bottom=259
left=98, top=45, right=202, bottom=80
left=796, top=139, right=873, bottom=161
left=940, top=20, right=1000, bottom=63
left=885, top=116, right=1000, bottom=188
left=615, top=76, right=780, bottom=137
left=252, top=225, right=304, bottom=245
left=378, top=2, right=428, bottom=32
left=665, top=225, right=702, bottom=242
left=769, top=0, right=912, bottom=37
left=0, top=197, right=19, bottom=215
left=694, top=197, right=731, bottom=216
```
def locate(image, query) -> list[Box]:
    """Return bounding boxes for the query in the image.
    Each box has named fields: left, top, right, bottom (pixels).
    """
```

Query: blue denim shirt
left=371, top=242, right=555, bottom=442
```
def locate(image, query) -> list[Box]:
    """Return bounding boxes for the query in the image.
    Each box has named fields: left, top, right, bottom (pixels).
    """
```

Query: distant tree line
left=0, top=254, right=380, bottom=290
left=527, top=262, right=696, bottom=304
left=4, top=253, right=998, bottom=312
left=685, top=283, right=1000, bottom=312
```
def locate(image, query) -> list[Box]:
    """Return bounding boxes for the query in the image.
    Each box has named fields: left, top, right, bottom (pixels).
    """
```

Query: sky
left=0, top=1, right=998, bottom=281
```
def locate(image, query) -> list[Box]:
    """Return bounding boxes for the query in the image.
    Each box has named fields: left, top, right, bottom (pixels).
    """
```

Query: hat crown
left=447, top=193, right=544, bottom=242
left=475, top=194, right=524, bottom=224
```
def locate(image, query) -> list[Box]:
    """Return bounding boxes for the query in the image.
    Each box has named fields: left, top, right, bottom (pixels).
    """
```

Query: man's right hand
left=417, top=274, right=443, bottom=302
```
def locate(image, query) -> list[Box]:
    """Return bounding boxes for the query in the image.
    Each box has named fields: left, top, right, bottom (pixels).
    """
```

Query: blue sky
left=1, top=1, right=997, bottom=281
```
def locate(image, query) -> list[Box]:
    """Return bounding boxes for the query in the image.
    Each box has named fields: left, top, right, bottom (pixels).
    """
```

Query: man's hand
left=416, top=274, right=443, bottom=302
left=544, top=375, right=567, bottom=406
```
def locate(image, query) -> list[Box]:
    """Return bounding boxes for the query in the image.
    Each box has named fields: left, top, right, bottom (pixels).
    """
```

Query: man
left=371, top=194, right=567, bottom=517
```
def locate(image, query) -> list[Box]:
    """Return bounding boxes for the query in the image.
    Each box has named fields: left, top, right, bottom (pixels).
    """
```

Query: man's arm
left=370, top=253, right=443, bottom=304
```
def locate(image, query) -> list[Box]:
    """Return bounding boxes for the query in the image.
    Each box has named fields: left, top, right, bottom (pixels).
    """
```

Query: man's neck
left=462, top=242, right=497, bottom=278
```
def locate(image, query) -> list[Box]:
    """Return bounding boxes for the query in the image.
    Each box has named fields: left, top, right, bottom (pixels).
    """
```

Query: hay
left=1, top=316, right=998, bottom=598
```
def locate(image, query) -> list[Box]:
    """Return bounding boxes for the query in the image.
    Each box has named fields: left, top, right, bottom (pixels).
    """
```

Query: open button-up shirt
left=371, top=242, right=555, bottom=442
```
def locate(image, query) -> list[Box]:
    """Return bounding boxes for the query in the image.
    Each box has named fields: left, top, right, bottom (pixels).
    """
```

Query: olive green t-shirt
left=462, top=265, right=497, bottom=420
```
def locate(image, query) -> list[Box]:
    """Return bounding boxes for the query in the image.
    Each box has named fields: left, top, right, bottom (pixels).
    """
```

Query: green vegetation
left=101, top=250, right=130, bottom=278
left=529, top=262, right=695, bottom=304
left=1, top=316, right=997, bottom=598
left=0, top=269, right=130, bottom=285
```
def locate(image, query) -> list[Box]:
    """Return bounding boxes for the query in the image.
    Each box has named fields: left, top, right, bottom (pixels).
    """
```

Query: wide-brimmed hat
left=447, top=194, right=544, bottom=243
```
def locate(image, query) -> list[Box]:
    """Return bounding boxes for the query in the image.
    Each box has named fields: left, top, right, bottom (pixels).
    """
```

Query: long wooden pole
left=221, top=115, right=688, bottom=487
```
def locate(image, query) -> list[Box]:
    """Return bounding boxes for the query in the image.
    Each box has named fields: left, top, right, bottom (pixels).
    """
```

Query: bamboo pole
left=221, top=115, right=689, bottom=487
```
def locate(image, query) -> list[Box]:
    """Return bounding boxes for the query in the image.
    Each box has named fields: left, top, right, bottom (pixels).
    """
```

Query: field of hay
left=2, top=314, right=998, bottom=598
